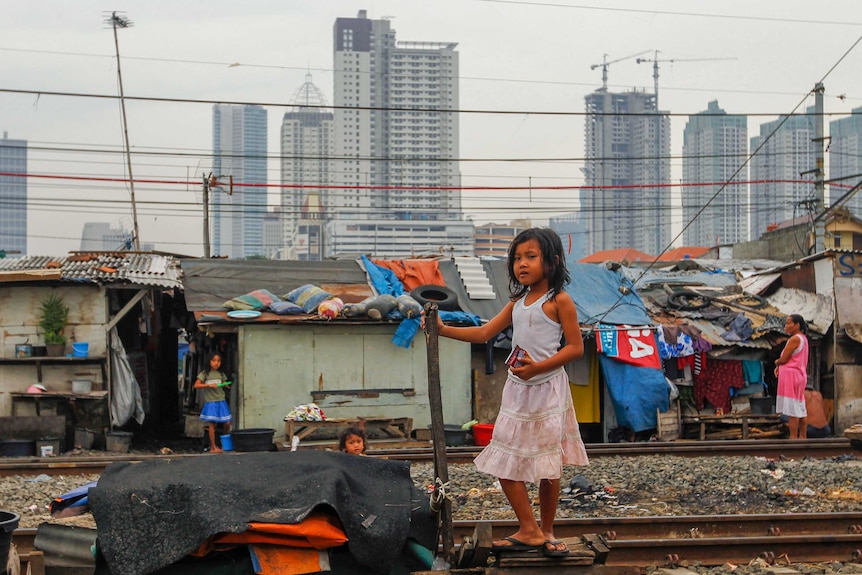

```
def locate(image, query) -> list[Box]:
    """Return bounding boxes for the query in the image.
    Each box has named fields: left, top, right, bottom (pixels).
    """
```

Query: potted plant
left=38, top=294, right=69, bottom=356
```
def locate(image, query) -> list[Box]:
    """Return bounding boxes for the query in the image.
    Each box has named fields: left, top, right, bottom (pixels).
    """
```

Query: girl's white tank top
left=509, top=291, right=564, bottom=385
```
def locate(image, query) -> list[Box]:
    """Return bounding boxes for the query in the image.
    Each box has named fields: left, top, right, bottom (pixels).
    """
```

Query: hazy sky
left=4, top=1, right=862, bottom=256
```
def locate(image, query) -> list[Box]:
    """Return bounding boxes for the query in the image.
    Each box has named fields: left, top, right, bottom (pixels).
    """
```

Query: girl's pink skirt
left=474, top=370, right=588, bottom=483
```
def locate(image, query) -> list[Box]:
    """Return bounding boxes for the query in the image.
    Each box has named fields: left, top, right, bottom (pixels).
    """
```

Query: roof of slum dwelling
left=0, top=252, right=183, bottom=289
left=579, top=247, right=655, bottom=264
left=631, top=260, right=811, bottom=349
left=654, top=246, right=712, bottom=261
left=180, top=257, right=512, bottom=325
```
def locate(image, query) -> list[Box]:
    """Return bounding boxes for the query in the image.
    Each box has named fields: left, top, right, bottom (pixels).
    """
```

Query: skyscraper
left=582, top=90, right=671, bottom=256
left=212, top=104, right=268, bottom=259
left=0, top=132, right=27, bottom=257
left=749, top=107, right=815, bottom=240
left=280, top=75, right=334, bottom=260
left=328, top=10, right=471, bottom=257
left=829, top=105, right=862, bottom=219
left=682, top=100, right=749, bottom=246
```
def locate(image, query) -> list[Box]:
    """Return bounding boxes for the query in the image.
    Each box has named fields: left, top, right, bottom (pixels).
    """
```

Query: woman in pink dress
left=774, top=314, right=809, bottom=439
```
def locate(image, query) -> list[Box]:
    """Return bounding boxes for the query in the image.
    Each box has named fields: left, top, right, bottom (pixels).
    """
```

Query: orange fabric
left=371, top=259, right=445, bottom=292
left=250, top=544, right=326, bottom=575
left=190, top=511, right=348, bottom=557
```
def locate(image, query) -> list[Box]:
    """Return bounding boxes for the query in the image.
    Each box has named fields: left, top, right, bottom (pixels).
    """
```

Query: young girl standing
left=432, top=228, right=588, bottom=557
left=194, top=352, right=232, bottom=453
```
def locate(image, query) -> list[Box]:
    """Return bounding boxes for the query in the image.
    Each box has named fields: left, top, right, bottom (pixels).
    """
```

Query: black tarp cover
left=90, top=451, right=418, bottom=575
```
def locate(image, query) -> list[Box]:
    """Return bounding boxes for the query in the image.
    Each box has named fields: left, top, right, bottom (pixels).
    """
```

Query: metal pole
left=423, top=303, right=456, bottom=566
left=203, top=173, right=211, bottom=258
left=110, top=12, right=141, bottom=251
left=814, top=82, right=826, bottom=253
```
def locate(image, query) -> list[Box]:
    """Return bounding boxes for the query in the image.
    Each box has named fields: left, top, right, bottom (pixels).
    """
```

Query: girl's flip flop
left=543, top=540, right=570, bottom=557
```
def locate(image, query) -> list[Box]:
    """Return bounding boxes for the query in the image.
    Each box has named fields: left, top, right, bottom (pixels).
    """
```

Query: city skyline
left=3, top=1, right=862, bottom=256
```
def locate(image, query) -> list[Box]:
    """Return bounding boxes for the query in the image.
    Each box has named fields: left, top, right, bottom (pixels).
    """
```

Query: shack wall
left=237, top=323, right=472, bottom=440
left=0, top=284, right=107, bottom=415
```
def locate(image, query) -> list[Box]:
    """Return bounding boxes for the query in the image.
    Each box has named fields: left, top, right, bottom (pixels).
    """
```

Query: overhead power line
left=0, top=87, right=852, bottom=118
left=0, top=171, right=814, bottom=192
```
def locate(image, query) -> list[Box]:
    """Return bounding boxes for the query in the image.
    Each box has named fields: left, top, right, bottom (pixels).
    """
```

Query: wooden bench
left=683, top=413, right=783, bottom=440
left=284, top=417, right=413, bottom=445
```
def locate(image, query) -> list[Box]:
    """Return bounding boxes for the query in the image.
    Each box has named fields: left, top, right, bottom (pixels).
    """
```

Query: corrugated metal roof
left=0, top=253, right=182, bottom=289
left=181, top=258, right=371, bottom=311
left=438, top=259, right=509, bottom=321
left=738, top=272, right=781, bottom=295
left=621, top=267, right=740, bottom=290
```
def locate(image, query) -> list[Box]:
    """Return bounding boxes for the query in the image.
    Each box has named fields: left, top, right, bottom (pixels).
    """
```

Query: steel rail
left=603, top=533, right=862, bottom=566
left=453, top=511, right=862, bottom=541
left=0, top=437, right=854, bottom=476
left=15, top=513, right=862, bottom=569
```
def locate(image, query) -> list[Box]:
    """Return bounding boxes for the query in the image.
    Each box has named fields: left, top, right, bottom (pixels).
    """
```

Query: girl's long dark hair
left=789, top=314, right=809, bottom=335
left=507, top=228, right=569, bottom=300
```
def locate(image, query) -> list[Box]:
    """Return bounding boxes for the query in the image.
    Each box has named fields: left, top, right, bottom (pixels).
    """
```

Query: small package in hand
left=505, top=345, right=529, bottom=368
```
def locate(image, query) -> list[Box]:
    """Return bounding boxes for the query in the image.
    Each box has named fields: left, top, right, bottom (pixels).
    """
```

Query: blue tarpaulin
left=566, top=263, right=651, bottom=325
left=598, top=356, right=669, bottom=432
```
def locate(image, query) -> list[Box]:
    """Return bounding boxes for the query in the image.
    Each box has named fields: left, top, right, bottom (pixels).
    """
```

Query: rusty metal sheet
left=767, top=287, right=833, bottom=335
left=738, top=272, right=780, bottom=295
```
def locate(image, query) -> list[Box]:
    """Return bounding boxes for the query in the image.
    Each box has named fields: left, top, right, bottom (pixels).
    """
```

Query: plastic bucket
left=0, top=511, right=20, bottom=569
left=220, top=434, right=234, bottom=451
left=443, top=424, right=469, bottom=447
left=1, top=439, right=36, bottom=457
left=72, top=342, right=89, bottom=357
left=749, top=396, right=775, bottom=414
left=106, top=431, right=133, bottom=453
left=230, top=428, right=274, bottom=452
left=471, top=423, right=494, bottom=446
left=74, top=428, right=96, bottom=450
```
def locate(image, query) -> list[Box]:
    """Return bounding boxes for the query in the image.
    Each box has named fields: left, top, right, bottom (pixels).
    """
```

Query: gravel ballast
left=3, top=453, right=862, bottom=530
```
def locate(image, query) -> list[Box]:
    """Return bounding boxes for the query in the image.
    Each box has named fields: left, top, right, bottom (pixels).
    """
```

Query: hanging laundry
left=597, top=324, right=661, bottom=369
left=693, top=359, right=745, bottom=413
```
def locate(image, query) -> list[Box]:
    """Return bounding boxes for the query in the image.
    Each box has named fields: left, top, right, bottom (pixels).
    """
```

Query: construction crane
left=590, top=50, right=651, bottom=91
left=636, top=51, right=737, bottom=110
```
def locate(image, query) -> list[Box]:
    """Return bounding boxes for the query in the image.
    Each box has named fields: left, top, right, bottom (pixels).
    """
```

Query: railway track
left=454, top=512, right=862, bottom=566
left=0, top=437, right=853, bottom=476
left=14, top=512, right=862, bottom=570
left=450, top=513, right=862, bottom=569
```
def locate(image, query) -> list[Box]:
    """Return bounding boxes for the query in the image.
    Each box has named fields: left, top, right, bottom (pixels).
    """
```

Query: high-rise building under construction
left=582, top=90, right=671, bottom=256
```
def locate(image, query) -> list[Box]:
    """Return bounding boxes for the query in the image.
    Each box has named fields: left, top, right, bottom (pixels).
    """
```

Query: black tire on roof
left=410, top=284, right=460, bottom=311
left=666, top=290, right=712, bottom=311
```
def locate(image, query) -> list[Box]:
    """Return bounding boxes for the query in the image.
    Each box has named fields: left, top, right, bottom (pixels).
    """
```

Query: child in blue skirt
left=194, top=352, right=232, bottom=453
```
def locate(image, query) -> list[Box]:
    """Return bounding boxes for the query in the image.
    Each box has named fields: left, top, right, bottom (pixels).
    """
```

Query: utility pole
left=105, top=11, right=140, bottom=251
left=203, top=173, right=232, bottom=258
left=203, top=174, right=212, bottom=258
left=813, top=82, right=826, bottom=253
